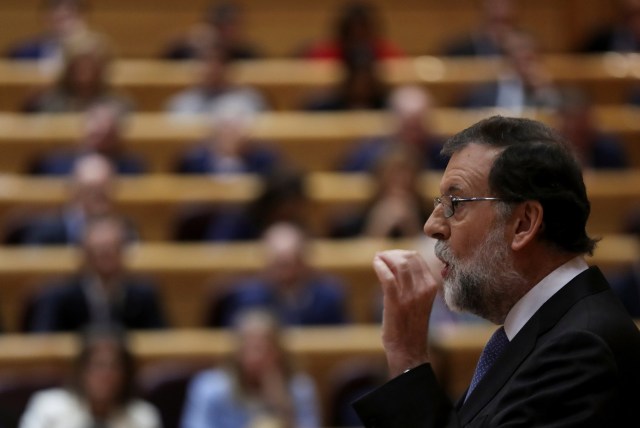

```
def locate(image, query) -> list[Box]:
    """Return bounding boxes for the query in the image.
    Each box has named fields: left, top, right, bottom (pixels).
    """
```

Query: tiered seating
left=0, top=56, right=638, bottom=111
left=0, top=108, right=639, bottom=173
left=0, top=235, right=635, bottom=332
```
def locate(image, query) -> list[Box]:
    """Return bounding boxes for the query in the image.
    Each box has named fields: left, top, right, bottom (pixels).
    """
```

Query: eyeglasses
left=434, top=195, right=503, bottom=218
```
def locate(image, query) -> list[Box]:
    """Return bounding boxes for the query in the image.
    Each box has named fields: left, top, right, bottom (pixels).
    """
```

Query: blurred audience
left=331, top=146, right=429, bottom=239
left=609, top=210, right=640, bottom=318
left=175, top=105, right=280, bottom=175
left=6, top=0, right=90, bottom=64
left=30, top=100, right=145, bottom=175
left=26, top=215, right=166, bottom=332
left=21, top=154, right=137, bottom=246
left=341, top=85, right=447, bottom=171
left=556, top=88, right=628, bottom=169
left=166, top=42, right=267, bottom=116
left=580, top=0, right=640, bottom=53
left=443, top=0, right=520, bottom=57
left=304, top=51, right=388, bottom=111
left=163, top=1, right=261, bottom=60
left=174, top=170, right=309, bottom=242
left=23, top=30, right=131, bottom=113
left=300, top=1, right=403, bottom=61
left=182, top=309, right=320, bottom=428
left=460, top=31, right=560, bottom=114
left=208, top=222, right=347, bottom=327
left=20, top=323, right=161, bottom=428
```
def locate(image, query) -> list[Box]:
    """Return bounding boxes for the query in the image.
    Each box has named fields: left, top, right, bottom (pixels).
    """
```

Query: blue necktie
left=465, top=326, right=509, bottom=401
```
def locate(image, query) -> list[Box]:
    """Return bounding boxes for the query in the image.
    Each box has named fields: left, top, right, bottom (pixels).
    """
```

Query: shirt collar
left=503, top=256, right=589, bottom=341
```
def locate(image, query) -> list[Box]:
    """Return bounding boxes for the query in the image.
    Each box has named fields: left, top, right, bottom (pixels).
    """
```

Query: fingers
left=374, top=250, right=437, bottom=298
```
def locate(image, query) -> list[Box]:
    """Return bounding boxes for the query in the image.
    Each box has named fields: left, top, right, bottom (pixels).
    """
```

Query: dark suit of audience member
left=162, top=1, right=261, bottom=60
left=23, top=153, right=137, bottom=246
left=174, top=170, right=309, bottom=242
left=443, top=0, right=518, bottom=56
left=27, top=215, right=166, bottom=333
left=341, top=85, right=447, bottom=172
left=460, top=32, right=560, bottom=114
left=333, top=147, right=430, bottom=239
left=6, top=0, right=89, bottom=61
left=30, top=100, right=145, bottom=176
left=209, top=222, right=347, bottom=327
left=556, top=88, right=628, bottom=169
left=580, top=0, right=640, bottom=52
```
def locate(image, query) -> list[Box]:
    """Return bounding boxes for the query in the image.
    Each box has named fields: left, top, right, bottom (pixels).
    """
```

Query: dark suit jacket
left=28, top=275, right=167, bottom=332
left=353, top=267, right=640, bottom=427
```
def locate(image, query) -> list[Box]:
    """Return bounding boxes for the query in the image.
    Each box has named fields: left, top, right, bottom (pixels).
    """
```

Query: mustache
left=434, top=240, right=452, bottom=264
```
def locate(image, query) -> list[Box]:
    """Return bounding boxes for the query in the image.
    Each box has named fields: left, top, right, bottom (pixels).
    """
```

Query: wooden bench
left=0, top=107, right=639, bottom=173
left=0, top=170, right=637, bottom=241
left=0, top=55, right=637, bottom=111
left=0, top=235, right=635, bottom=332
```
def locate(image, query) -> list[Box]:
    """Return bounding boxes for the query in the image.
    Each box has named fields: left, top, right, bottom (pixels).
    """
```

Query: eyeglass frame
left=433, top=195, right=504, bottom=218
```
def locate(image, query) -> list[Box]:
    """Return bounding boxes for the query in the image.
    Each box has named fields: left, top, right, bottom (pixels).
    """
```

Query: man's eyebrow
left=443, top=184, right=462, bottom=194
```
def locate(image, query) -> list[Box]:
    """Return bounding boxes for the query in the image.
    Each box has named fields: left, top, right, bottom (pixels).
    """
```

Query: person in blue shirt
left=181, top=309, right=320, bottom=428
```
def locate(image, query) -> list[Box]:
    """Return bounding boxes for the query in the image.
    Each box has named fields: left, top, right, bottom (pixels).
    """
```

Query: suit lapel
left=457, top=267, right=609, bottom=425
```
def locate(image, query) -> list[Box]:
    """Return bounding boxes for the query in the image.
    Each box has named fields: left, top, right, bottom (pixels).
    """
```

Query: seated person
left=23, top=30, right=131, bottom=114
left=174, top=170, right=310, bottom=242
left=209, top=222, right=347, bottom=326
left=26, top=215, right=166, bottom=332
left=460, top=31, right=561, bottom=114
left=22, top=154, right=137, bottom=246
left=299, top=0, right=403, bottom=61
left=303, top=49, right=388, bottom=111
left=555, top=88, right=628, bottom=169
left=6, top=0, right=89, bottom=63
left=166, top=41, right=267, bottom=116
left=182, top=309, right=320, bottom=428
left=341, top=85, right=447, bottom=171
left=580, top=0, right=640, bottom=53
left=30, top=100, right=145, bottom=175
left=175, top=105, right=280, bottom=175
left=20, top=323, right=161, bottom=428
left=332, top=146, right=430, bottom=239
left=162, top=1, right=261, bottom=60
left=442, top=0, right=519, bottom=57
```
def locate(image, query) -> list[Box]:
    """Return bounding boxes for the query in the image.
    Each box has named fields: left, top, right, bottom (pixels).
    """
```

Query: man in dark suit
left=209, top=222, right=347, bottom=327
left=28, top=214, right=166, bottom=332
left=353, top=116, right=640, bottom=426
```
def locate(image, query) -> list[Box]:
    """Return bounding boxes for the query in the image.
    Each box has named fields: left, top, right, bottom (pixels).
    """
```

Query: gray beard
left=435, top=225, right=527, bottom=324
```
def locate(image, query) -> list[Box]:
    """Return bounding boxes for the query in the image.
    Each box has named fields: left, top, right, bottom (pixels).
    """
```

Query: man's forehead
left=439, top=143, right=503, bottom=194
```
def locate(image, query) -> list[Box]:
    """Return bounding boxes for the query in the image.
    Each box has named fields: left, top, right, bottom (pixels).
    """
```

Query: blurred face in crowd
left=263, top=223, right=308, bottom=289
left=82, top=104, right=123, bottom=154
left=199, top=50, right=228, bottom=90
left=47, top=0, right=85, bottom=38
left=81, top=338, right=126, bottom=412
left=235, top=312, right=285, bottom=387
left=83, top=218, right=126, bottom=280
left=390, top=85, right=432, bottom=145
left=71, top=155, right=115, bottom=218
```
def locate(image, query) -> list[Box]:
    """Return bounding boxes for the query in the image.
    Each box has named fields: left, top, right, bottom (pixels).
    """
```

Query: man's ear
left=511, top=201, right=543, bottom=251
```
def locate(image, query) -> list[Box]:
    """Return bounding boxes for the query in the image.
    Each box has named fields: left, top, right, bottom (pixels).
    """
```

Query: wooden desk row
left=0, top=0, right=614, bottom=57
left=0, top=236, right=635, bottom=332
left=0, top=55, right=638, bottom=111
left=0, top=107, right=639, bottom=173
left=0, top=170, right=637, bottom=240
left=0, top=324, right=492, bottom=421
